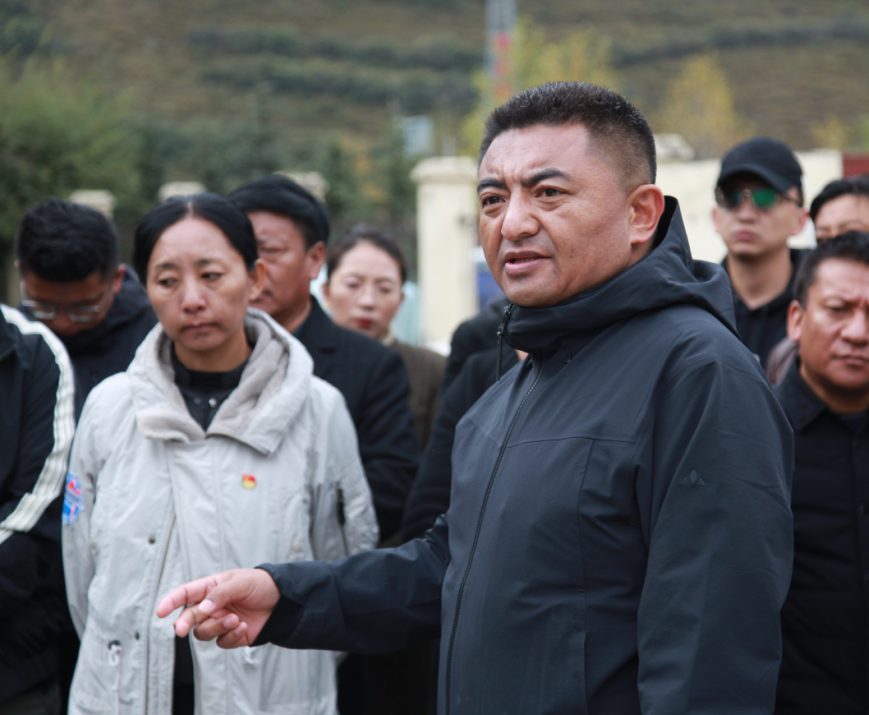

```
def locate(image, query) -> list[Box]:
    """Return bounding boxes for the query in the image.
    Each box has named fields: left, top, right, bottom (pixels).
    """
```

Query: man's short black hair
left=794, top=230, right=869, bottom=306
left=479, top=81, right=657, bottom=188
left=327, top=225, right=408, bottom=284
left=809, top=174, right=869, bottom=223
left=133, top=193, right=259, bottom=283
left=227, top=175, right=330, bottom=250
left=15, top=198, right=119, bottom=282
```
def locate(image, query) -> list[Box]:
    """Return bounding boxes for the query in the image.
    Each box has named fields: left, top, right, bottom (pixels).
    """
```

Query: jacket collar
left=723, top=249, right=806, bottom=314
left=129, top=309, right=313, bottom=454
left=774, top=359, right=828, bottom=431
left=293, top=297, right=339, bottom=353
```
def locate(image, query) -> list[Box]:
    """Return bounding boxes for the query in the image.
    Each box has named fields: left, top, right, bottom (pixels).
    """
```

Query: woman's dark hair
left=794, top=230, right=869, bottom=306
left=133, top=193, right=258, bottom=282
left=326, top=225, right=408, bottom=284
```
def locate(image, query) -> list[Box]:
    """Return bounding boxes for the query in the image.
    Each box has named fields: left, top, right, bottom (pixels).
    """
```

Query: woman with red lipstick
left=323, top=227, right=445, bottom=450
left=62, top=194, right=378, bottom=715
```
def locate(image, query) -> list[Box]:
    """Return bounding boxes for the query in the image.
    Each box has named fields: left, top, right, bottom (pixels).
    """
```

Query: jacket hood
left=57, top=268, right=154, bottom=356
left=128, top=308, right=313, bottom=454
left=504, top=197, right=736, bottom=354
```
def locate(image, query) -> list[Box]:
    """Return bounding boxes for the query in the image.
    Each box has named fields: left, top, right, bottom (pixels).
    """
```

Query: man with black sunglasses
left=713, top=136, right=809, bottom=367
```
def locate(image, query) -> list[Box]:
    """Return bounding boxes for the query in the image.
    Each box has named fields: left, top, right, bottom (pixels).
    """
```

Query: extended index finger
left=156, top=576, right=218, bottom=618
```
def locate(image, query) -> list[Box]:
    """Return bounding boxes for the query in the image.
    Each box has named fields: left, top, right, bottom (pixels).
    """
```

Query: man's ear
left=321, top=279, right=331, bottom=309
left=787, top=299, right=804, bottom=343
left=628, top=184, right=665, bottom=248
left=111, top=265, right=126, bottom=294
left=249, top=260, right=267, bottom=302
left=306, top=242, right=326, bottom=281
left=790, top=207, right=809, bottom=238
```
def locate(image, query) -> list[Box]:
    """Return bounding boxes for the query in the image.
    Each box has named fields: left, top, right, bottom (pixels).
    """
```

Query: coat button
left=292, top=541, right=304, bottom=553
left=208, top=398, right=218, bottom=408
left=90, top=539, right=98, bottom=551
left=134, top=632, right=140, bottom=640
left=148, top=536, right=156, bottom=544
left=860, top=503, right=868, bottom=517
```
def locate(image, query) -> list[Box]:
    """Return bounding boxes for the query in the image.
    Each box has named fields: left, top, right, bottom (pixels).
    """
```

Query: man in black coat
left=712, top=137, right=809, bottom=368
left=16, top=198, right=157, bottom=419
left=0, top=306, right=75, bottom=714
left=227, top=176, right=418, bottom=543
left=775, top=231, right=869, bottom=714
left=161, top=82, right=794, bottom=715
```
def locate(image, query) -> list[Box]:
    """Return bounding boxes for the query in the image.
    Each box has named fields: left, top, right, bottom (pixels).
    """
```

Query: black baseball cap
left=717, top=136, right=803, bottom=196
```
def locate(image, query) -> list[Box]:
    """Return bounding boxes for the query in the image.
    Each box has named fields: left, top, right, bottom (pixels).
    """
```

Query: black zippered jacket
left=257, top=199, right=795, bottom=714
left=0, top=306, right=75, bottom=701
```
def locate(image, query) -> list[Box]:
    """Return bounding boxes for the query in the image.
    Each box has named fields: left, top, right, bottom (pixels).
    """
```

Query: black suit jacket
left=295, top=299, right=419, bottom=540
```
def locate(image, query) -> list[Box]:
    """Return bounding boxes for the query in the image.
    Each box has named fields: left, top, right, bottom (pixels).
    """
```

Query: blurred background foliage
left=3, top=0, right=869, bottom=287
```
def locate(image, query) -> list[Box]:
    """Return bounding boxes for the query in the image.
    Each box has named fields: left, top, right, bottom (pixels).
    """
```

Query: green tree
left=0, top=58, right=143, bottom=295
left=655, top=54, right=750, bottom=160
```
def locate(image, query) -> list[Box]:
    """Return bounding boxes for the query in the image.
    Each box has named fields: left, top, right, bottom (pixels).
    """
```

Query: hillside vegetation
left=2, top=0, right=869, bottom=282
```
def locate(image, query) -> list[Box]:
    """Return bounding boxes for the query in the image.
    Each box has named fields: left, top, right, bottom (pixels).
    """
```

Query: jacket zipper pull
left=496, top=304, right=516, bottom=381
left=108, top=640, right=123, bottom=715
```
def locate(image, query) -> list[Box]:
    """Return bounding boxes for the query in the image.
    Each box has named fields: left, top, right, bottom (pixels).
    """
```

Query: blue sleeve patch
left=62, top=472, right=83, bottom=529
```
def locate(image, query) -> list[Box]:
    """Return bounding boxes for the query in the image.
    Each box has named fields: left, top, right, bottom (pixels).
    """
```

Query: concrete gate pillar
left=411, top=157, right=479, bottom=351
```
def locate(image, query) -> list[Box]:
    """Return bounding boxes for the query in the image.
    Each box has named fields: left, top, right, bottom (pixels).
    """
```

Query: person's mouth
left=504, top=250, right=548, bottom=276
left=734, top=230, right=756, bottom=242
left=836, top=354, right=869, bottom=367
left=356, top=318, right=374, bottom=330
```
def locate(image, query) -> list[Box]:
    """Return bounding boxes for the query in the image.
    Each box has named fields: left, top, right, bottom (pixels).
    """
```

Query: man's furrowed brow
left=477, top=178, right=506, bottom=194
left=523, top=169, right=571, bottom=188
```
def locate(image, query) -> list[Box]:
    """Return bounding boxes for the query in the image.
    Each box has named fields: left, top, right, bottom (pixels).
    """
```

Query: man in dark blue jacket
left=160, top=82, right=794, bottom=715
left=0, top=306, right=75, bottom=714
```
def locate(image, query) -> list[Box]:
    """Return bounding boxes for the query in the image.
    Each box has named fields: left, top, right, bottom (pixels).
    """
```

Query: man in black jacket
left=227, top=176, right=418, bottom=542
left=0, top=306, right=75, bottom=714
left=775, top=232, right=869, bottom=714
left=712, top=137, right=809, bottom=368
left=161, top=82, right=794, bottom=715
left=16, top=198, right=157, bottom=419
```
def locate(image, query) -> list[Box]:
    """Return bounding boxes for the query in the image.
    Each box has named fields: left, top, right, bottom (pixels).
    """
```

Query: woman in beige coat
left=62, top=194, right=378, bottom=715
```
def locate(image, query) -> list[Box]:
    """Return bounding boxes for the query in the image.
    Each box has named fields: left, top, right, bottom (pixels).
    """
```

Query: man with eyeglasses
left=713, top=136, right=809, bottom=368
left=15, top=198, right=157, bottom=419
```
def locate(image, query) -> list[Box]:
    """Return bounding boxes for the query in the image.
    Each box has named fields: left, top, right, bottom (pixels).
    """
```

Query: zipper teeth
left=444, top=363, right=543, bottom=715
left=143, top=512, right=176, bottom=715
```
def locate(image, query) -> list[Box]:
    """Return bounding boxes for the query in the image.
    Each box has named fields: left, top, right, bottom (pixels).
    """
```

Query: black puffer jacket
left=257, top=199, right=794, bottom=714
left=0, top=306, right=74, bottom=701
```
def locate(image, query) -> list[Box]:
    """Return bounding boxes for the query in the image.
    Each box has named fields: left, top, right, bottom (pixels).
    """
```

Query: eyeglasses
left=715, top=187, right=800, bottom=211
left=20, top=283, right=113, bottom=323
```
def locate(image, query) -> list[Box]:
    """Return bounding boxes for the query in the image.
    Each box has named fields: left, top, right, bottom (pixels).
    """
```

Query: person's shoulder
left=0, top=305, right=70, bottom=372
left=642, top=303, right=762, bottom=376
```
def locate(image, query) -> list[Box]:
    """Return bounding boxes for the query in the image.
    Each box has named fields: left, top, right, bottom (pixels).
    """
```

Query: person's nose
left=734, top=194, right=759, bottom=222
left=357, top=284, right=376, bottom=309
left=179, top=279, right=207, bottom=312
left=841, top=308, right=869, bottom=345
left=500, top=193, right=538, bottom=242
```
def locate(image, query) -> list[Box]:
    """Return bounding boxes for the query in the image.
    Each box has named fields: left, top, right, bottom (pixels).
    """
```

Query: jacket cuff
left=252, top=564, right=305, bottom=647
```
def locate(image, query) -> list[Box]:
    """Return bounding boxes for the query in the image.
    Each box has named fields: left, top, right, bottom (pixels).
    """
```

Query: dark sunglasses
left=715, top=187, right=799, bottom=211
